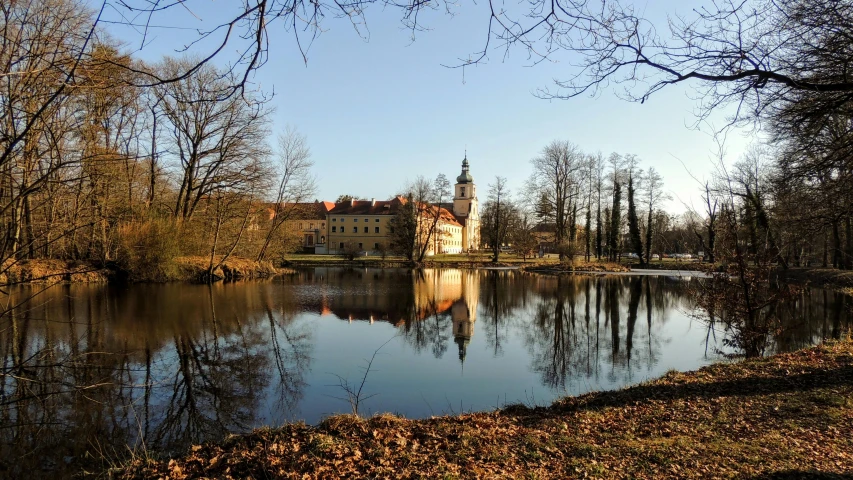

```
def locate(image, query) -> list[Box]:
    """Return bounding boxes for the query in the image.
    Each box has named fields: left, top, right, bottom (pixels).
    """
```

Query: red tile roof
left=266, top=201, right=334, bottom=220
left=417, top=203, right=463, bottom=227
left=327, top=197, right=462, bottom=227
left=328, top=196, right=406, bottom=215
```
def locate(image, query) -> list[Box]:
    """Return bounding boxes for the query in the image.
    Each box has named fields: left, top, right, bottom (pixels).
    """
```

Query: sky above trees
left=102, top=0, right=754, bottom=213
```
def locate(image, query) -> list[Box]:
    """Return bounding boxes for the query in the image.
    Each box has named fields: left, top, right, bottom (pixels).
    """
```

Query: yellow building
left=321, top=155, right=481, bottom=256
left=325, top=197, right=403, bottom=255
left=418, top=203, right=464, bottom=255
left=270, top=201, right=334, bottom=253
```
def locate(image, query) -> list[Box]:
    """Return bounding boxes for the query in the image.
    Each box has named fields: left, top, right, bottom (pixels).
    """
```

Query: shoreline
left=112, top=338, right=853, bottom=479
left=3, top=258, right=853, bottom=294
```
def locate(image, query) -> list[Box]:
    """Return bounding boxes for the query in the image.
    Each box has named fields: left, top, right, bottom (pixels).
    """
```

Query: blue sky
left=104, top=0, right=756, bottom=214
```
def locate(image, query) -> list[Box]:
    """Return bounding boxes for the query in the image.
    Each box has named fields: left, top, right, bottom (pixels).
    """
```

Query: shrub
left=556, top=241, right=580, bottom=267
left=115, top=219, right=181, bottom=281
left=341, top=242, right=362, bottom=261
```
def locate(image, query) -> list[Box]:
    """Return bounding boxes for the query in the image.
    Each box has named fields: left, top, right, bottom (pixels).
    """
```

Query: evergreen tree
left=603, top=207, right=612, bottom=260
left=585, top=200, right=592, bottom=261
left=608, top=181, right=621, bottom=261
left=627, top=172, right=645, bottom=265
left=595, top=197, right=603, bottom=259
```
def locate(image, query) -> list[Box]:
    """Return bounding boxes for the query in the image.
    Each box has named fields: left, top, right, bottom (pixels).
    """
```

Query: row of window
left=299, top=223, right=325, bottom=230
left=332, top=217, right=381, bottom=223
left=332, top=226, right=381, bottom=233
left=338, top=242, right=382, bottom=250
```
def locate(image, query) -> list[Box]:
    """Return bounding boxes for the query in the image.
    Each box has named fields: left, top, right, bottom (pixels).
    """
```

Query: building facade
left=325, top=197, right=403, bottom=255
left=318, top=155, right=481, bottom=256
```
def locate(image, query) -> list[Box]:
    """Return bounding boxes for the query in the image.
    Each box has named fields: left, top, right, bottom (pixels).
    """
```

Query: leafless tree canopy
left=450, top=0, right=853, bottom=125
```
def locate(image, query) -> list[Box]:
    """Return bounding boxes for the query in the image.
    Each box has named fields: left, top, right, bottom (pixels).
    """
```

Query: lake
left=0, top=268, right=850, bottom=478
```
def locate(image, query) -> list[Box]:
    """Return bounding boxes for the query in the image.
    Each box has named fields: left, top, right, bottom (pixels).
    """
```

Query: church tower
left=453, top=154, right=480, bottom=251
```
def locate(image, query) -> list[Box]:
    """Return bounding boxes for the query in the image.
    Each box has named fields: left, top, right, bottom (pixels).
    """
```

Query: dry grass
left=112, top=339, right=853, bottom=479
left=0, top=259, right=110, bottom=285
left=174, top=256, right=278, bottom=281
left=523, top=260, right=630, bottom=275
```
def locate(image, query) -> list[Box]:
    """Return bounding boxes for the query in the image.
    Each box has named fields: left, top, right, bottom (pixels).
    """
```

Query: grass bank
left=522, top=260, right=630, bottom=275
left=0, top=259, right=111, bottom=285
left=113, top=339, right=853, bottom=480
left=0, top=256, right=280, bottom=285
left=172, top=256, right=278, bottom=282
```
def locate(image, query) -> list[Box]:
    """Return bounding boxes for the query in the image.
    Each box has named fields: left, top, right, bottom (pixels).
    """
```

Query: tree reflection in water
left=0, top=270, right=848, bottom=478
left=519, top=277, right=663, bottom=390
left=0, top=282, right=312, bottom=478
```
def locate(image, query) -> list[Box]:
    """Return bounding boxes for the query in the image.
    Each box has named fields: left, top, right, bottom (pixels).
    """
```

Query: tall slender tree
left=627, top=170, right=645, bottom=265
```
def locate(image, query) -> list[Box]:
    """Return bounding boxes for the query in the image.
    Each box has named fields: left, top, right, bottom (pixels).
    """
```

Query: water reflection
left=0, top=269, right=849, bottom=478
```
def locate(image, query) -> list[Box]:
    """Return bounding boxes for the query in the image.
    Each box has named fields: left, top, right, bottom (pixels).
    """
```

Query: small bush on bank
left=115, top=219, right=182, bottom=281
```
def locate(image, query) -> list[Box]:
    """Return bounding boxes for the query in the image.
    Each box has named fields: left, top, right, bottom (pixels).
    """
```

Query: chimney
left=371, top=198, right=376, bottom=206
left=350, top=198, right=355, bottom=206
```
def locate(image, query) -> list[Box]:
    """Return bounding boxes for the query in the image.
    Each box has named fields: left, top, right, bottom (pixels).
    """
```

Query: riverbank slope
left=113, top=339, right=853, bottom=479
left=0, top=256, right=278, bottom=284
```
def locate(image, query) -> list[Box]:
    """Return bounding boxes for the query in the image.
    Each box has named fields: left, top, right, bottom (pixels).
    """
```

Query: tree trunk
left=833, top=220, right=842, bottom=269
left=645, top=207, right=653, bottom=264
left=845, top=216, right=853, bottom=270
left=584, top=203, right=592, bottom=262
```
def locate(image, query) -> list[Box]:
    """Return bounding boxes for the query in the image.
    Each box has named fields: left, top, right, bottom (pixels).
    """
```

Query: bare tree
left=256, top=127, right=316, bottom=262
left=482, top=177, right=512, bottom=262
left=415, top=174, right=451, bottom=262
left=643, top=167, right=667, bottom=263
left=458, top=0, right=853, bottom=127
left=156, top=59, right=271, bottom=221
left=527, top=140, right=583, bottom=261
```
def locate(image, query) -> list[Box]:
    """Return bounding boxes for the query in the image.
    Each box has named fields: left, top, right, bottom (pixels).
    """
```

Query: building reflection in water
left=0, top=269, right=849, bottom=478
left=281, top=268, right=481, bottom=364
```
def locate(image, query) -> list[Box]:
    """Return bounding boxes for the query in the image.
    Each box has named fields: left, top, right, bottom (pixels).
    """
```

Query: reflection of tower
left=452, top=300, right=474, bottom=363
left=451, top=271, right=479, bottom=365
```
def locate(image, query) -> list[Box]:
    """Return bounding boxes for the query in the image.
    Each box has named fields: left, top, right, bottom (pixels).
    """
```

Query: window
left=461, top=187, right=465, bottom=196
left=354, top=218, right=358, bottom=222
left=339, top=242, right=344, bottom=249
left=364, top=227, right=368, bottom=233
left=352, top=227, right=357, bottom=233
left=340, top=218, right=344, bottom=222
left=322, top=223, right=325, bottom=228
left=375, top=218, right=380, bottom=223
left=320, top=236, right=325, bottom=243
left=364, top=218, right=368, bottom=223
left=358, top=243, right=363, bottom=249
left=299, top=223, right=303, bottom=229
left=332, top=218, right=336, bottom=222
left=309, top=223, right=314, bottom=229
left=332, top=226, right=337, bottom=233
left=375, top=227, right=380, bottom=233
left=374, top=243, right=379, bottom=250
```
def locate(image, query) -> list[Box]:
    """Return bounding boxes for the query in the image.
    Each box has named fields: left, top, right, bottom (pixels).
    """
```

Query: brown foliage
left=114, top=340, right=853, bottom=479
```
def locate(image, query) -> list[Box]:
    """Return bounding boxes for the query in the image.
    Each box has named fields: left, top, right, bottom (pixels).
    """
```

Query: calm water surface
left=1, top=268, right=850, bottom=477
